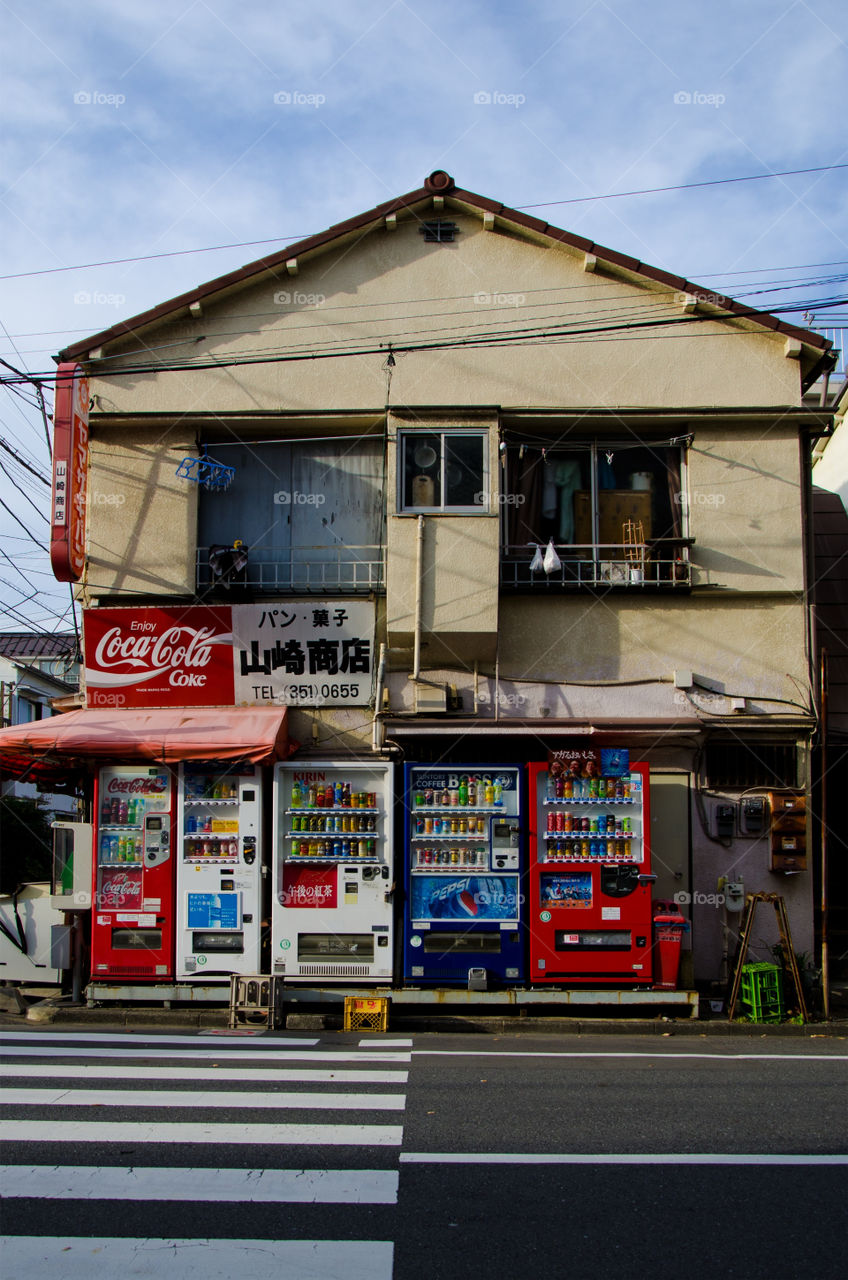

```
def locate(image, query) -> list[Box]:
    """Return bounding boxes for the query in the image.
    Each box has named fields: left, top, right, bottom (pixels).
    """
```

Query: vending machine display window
left=403, top=764, right=524, bottom=986
left=528, top=757, right=654, bottom=985
left=273, top=761, right=395, bottom=982
left=176, top=765, right=262, bottom=979
left=91, top=765, right=176, bottom=981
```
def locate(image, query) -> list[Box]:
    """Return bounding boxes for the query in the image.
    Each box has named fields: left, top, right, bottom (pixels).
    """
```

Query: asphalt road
left=1, top=1029, right=846, bottom=1279
left=395, top=1033, right=848, bottom=1279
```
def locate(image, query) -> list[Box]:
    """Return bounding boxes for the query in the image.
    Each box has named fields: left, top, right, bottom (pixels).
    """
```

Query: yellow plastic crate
left=344, top=995, right=390, bottom=1032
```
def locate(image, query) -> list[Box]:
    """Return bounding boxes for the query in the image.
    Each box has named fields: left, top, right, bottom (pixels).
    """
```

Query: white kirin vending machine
left=272, top=760, right=394, bottom=981
left=175, top=764, right=262, bottom=978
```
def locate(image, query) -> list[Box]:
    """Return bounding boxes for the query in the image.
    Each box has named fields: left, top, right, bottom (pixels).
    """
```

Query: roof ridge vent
left=419, top=219, right=459, bottom=243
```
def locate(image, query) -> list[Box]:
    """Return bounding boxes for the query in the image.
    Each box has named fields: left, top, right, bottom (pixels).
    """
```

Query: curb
left=3, top=1001, right=847, bottom=1037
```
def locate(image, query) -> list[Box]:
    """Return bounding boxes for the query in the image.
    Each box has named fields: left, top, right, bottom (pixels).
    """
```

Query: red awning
left=0, top=707, right=296, bottom=783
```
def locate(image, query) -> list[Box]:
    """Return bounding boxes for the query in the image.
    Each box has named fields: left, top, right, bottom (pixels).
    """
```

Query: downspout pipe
left=372, top=642, right=387, bottom=752
left=413, top=514, right=424, bottom=681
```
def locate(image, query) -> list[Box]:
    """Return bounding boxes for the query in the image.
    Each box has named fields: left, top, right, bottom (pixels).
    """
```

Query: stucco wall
left=86, top=212, right=802, bottom=417
left=85, top=425, right=197, bottom=596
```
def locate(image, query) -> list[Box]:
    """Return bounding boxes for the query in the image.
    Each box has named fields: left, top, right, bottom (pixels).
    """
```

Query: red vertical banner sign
left=50, top=362, right=90, bottom=582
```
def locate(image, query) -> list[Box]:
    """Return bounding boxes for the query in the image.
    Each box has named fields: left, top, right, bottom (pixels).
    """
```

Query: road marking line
left=358, top=1039, right=413, bottom=1047
left=0, top=1046, right=410, bottom=1063
left=0, top=1165, right=399, bottom=1203
left=1, top=1120, right=403, bottom=1146
left=1, top=1064, right=408, bottom=1085
left=411, top=1050, right=848, bottom=1062
left=0, top=1032, right=317, bottom=1047
left=0, top=1087, right=406, bottom=1110
left=399, top=1152, right=848, bottom=1165
left=0, top=1237, right=394, bottom=1279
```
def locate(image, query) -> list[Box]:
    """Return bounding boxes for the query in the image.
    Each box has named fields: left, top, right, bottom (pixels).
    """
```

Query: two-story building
left=28, top=171, right=837, bottom=997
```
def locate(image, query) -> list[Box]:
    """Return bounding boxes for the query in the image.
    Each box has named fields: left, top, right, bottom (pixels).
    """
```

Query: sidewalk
left=3, top=984, right=847, bottom=1036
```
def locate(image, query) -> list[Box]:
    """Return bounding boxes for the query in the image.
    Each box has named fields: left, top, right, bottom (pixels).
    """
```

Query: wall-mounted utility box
left=768, top=791, right=806, bottom=873
left=715, top=803, right=735, bottom=839
left=741, top=796, right=768, bottom=836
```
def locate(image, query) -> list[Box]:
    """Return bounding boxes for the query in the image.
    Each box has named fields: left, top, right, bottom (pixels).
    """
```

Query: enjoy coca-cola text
left=107, top=776, right=167, bottom=794
left=92, top=624, right=219, bottom=687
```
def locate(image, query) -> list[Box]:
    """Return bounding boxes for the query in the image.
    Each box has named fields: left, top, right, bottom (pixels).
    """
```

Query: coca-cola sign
left=107, top=776, right=168, bottom=795
left=97, top=869, right=143, bottom=910
left=282, top=865, right=337, bottom=910
left=84, top=606, right=235, bottom=708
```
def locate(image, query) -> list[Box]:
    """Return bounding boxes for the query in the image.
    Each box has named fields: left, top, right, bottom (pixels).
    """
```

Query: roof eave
left=56, top=172, right=833, bottom=364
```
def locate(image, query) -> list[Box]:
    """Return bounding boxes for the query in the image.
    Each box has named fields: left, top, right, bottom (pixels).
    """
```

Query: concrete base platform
left=83, top=981, right=699, bottom=1018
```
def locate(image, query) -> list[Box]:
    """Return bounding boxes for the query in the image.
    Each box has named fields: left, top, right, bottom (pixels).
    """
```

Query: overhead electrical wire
left=1, top=164, right=846, bottom=283
left=2, top=292, right=841, bottom=389
left=517, top=162, right=848, bottom=209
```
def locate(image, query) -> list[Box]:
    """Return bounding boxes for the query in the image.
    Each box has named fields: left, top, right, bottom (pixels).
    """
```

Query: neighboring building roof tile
left=0, top=632, right=78, bottom=660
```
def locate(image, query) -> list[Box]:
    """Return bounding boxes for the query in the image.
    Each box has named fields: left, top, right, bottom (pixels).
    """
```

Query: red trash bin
left=652, top=899, right=689, bottom=990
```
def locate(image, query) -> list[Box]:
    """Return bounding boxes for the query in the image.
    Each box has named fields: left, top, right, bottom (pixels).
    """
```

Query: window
left=15, top=697, right=43, bottom=724
left=501, top=437, right=690, bottom=588
left=705, top=742, right=798, bottom=789
left=197, top=438, right=385, bottom=594
left=399, top=430, right=487, bottom=512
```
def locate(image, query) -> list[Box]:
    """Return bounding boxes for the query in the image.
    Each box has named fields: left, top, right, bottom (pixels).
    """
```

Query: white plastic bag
left=543, top=539, right=561, bottom=575
left=529, top=544, right=545, bottom=573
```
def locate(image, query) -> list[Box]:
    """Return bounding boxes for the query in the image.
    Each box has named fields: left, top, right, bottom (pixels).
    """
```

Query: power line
left=0, top=493, right=48, bottom=550
left=2, top=164, right=846, bottom=284
left=0, top=438, right=50, bottom=485
left=518, top=163, right=848, bottom=210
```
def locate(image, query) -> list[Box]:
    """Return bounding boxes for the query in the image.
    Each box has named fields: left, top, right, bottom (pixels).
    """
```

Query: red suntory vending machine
left=91, top=764, right=177, bottom=980
left=528, top=751, right=655, bottom=985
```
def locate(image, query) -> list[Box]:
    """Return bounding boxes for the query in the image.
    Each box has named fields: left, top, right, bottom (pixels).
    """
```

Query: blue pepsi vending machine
left=403, top=764, right=524, bottom=987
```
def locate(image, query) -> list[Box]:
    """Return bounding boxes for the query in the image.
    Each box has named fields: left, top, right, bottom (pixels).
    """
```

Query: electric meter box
left=768, top=791, right=807, bottom=873
left=741, top=796, right=768, bottom=836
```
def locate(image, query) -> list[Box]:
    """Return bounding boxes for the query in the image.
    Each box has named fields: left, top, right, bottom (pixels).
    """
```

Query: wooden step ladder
left=726, top=892, right=808, bottom=1022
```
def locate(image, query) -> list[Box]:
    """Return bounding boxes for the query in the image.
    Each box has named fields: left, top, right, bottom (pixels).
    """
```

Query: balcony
left=196, top=545, right=385, bottom=595
left=500, top=541, right=693, bottom=590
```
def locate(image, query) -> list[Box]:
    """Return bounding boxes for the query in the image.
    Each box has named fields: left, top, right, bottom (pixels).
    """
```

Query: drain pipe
left=372, top=642, right=387, bottom=752
left=413, top=514, right=424, bottom=681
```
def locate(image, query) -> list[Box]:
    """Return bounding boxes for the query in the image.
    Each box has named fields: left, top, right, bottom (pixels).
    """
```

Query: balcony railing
left=197, top=545, right=385, bottom=594
left=500, top=541, right=692, bottom=590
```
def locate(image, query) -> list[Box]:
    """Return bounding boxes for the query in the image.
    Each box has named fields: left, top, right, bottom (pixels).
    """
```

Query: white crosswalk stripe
left=0, top=1030, right=320, bottom=1046
left=0, top=1086, right=406, bottom=1110
left=0, top=1165, right=399, bottom=1203
left=0, top=1236, right=394, bottom=1279
left=1, top=1044, right=410, bottom=1063
left=4, top=1061, right=408, bottom=1084
left=3, top=1119, right=404, bottom=1144
left=0, top=1029, right=407, bottom=1277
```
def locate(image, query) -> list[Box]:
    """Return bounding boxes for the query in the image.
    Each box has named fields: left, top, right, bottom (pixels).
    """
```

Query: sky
left=0, top=0, right=846, bottom=636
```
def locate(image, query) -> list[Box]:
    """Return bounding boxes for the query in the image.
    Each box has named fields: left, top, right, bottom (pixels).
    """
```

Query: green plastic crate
left=740, top=963, right=785, bottom=1022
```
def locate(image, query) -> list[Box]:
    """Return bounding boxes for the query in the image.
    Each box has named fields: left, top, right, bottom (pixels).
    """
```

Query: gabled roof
left=58, top=170, right=833, bottom=378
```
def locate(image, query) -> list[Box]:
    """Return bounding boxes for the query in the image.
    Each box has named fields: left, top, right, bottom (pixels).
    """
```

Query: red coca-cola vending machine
left=528, top=751, right=655, bottom=985
left=91, top=765, right=176, bottom=981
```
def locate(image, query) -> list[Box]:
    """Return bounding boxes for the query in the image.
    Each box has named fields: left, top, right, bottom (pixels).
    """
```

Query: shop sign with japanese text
left=231, top=601, right=374, bottom=708
left=50, top=362, right=89, bottom=582
left=83, top=602, right=375, bottom=708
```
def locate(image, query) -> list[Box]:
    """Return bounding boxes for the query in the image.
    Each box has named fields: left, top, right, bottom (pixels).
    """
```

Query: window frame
left=398, top=427, right=490, bottom=515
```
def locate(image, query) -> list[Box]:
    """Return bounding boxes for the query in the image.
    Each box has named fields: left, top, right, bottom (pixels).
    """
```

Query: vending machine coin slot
left=144, top=813, right=170, bottom=867
left=600, top=864, right=641, bottom=897
left=491, top=818, right=520, bottom=870
left=243, top=836, right=256, bottom=865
